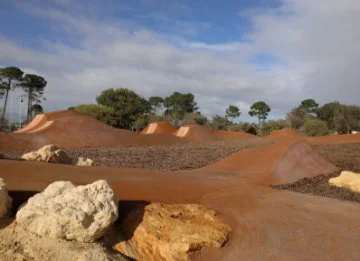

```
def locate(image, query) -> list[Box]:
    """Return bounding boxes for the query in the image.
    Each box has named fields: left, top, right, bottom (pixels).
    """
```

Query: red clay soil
left=141, top=122, right=177, bottom=134
left=213, top=130, right=256, bottom=139
left=308, top=133, right=360, bottom=144
left=175, top=124, right=221, bottom=142
left=269, top=127, right=300, bottom=137
left=0, top=110, right=186, bottom=151
left=2, top=133, right=360, bottom=260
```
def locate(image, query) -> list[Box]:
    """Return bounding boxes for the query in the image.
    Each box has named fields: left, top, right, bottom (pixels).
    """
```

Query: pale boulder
left=0, top=178, right=12, bottom=218
left=16, top=180, right=118, bottom=242
left=115, top=203, right=231, bottom=261
left=75, top=157, right=95, bottom=167
left=329, top=171, right=360, bottom=192
left=21, top=144, right=72, bottom=164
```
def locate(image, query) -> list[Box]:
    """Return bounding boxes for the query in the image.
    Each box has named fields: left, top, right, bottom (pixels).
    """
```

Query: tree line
left=0, top=66, right=47, bottom=130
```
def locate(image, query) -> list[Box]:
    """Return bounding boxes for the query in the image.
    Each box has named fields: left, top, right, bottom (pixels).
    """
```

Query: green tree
left=75, top=104, right=117, bottom=126
left=210, top=115, right=232, bottom=130
left=0, top=67, right=24, bottom=129
left=299, top=99, right=319, bottom=114
left=302, top=119, right=329, bottom=136
left=248, top=101, right=271, bottom=125
left=182, top=112, right=208, bottom=126
left=286, top=107, right=308, bottom=129
left=31, top=104, right=44, bottom=117
left=164, top=92, right=198, bottom=119
left=225, top=105, right=241, bottom=122
left=96, top=88, right=150, bottom=129
left=148, top=96, right=164, bottom=115
left=19, top=74, right=47, bottom=122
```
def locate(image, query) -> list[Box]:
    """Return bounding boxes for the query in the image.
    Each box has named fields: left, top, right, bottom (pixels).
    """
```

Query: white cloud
left=1, top=0, right=360, bottom=122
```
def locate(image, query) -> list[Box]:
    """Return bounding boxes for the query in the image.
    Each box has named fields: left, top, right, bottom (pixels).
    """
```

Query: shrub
left=302, top=119, right=329, bottom=136
left=75, top=104, right=116, bottom=126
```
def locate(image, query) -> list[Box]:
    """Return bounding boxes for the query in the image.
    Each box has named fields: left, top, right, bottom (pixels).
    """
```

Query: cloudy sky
left=0, top=0, right=359, bottom=122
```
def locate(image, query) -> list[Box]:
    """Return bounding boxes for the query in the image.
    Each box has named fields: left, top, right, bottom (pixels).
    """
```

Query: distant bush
left=68, top=106, right=75, bottom=110
left=181, top=112, right=208, bottom=126
left=302, top=119, right=329, bottom=136
left=75, top=104, right=116, bottom=126
left=262, top=119, right=290, bottom=135
left=228, top=122, right=258, bottom=135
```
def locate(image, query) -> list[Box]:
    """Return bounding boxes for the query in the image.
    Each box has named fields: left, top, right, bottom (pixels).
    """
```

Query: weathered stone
left=329, top=171, right=360, bottom=192
left=21, top=144, right=72, bottom=164
left=75, top=157, right=95, bottom=167
left=0, top=178, right=12, bottom=218
left=115, top=203, right=231, bottom=261
left=16, top=180, right=118, bottom=242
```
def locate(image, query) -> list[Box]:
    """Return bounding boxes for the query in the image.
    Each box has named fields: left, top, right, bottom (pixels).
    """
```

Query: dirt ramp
left=141, top=122, right=177, bottom=134
left=272, top=141, right=337, bottom=184
left=270, top=128, right=300, bottom=137
left=14, top=114, right=48, bottom=134
left=214, top=130, right=255, bottom=139
left=175, top=125, right=220, bottom=142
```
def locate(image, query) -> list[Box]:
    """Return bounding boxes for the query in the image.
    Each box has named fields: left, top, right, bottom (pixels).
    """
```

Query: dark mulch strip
left=0, top=138, right=274, bottom=171
left=273, top=143, right=360, bottom=203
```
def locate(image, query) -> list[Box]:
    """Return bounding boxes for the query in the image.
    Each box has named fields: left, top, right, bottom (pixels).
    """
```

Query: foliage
left=75, top=104, right=117, bottom=126
left=181, top=112, right=208, bottom=126
left=225, top=105, right=241, bottom=122
left=148, top=96, right=164, bottom=115
left=299, top=99, right=319, bottom=114
left=31, top=104, right=44, bottom=116
left=286, top=107, right=308, bottom=129
left=96, top=88, right=150, bottom=129
left=227, top=122, right=258, bottom=135
left=164, top=92, right=198, bottom=119
left=302, top=119, right=329, bottom=136
left=0, top=67, right=24, bottom=128
left=19, top=74, right=47, bottom=122
left=248, top=101, right=271, bottom=124
left=262, top=119, right=290, bottom=135
left=209, top=115, right=232, bottom=130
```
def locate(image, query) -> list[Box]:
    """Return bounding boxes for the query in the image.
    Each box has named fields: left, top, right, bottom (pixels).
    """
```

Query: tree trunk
left=0, top=88, right=10, bottom=129
left=27, top=88, right=32, bottom=123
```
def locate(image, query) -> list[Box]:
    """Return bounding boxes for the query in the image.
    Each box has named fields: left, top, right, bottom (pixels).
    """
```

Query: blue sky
left=0, top=0, right=359, bottom=122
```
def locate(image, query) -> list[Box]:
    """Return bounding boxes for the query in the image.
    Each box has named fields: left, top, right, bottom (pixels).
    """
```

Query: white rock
left=76, top=157, right=94, bottom=167
left=16, top=180, right=118, bottom=242
left=0, top=178, right=12, bottom=218
left=21, top=144, right=72, bottom=164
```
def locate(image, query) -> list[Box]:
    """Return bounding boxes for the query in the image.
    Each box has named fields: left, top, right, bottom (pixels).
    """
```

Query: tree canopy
left=248, top=101, right=271, bottom=124
left=299, top=99, right=319, bottom=114
left=164, top=92, right=198, bottom=119
left=226, top=105, right=240, bottom=121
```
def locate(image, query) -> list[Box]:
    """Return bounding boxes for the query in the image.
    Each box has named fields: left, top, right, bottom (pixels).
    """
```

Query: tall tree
left=248, top=101, right=271, bottom=125
left=96, top=88, right=150, bottom=129
left=0, top=67, right=24, bottom=129
left=299, top=99, right=319, bottom=114
left=164, top=92, right=198, bottom=119
left=148, top=96, right=164, bottom=115
left=226, top=105, right=241, bottom=122
left=19, top=74, right=47, bottom=122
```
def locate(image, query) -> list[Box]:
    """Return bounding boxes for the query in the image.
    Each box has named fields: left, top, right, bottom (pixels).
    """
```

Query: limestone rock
left=0, top=178, right=12, bottom=218
left=115, top=203, right=231, bottom=261
left=329, top=171, right=360, bottom=192
left=21, top=144, right=72, bottom=164
left=76, top=157, right=95, bottom=167
left=16, top=180, right=118, bottom=242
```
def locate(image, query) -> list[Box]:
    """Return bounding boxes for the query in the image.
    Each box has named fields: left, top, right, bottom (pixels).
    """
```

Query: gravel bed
left=1, top=138, right=274, bottom=171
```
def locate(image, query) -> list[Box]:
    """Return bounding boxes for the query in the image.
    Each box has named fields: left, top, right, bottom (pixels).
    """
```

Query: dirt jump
left=141, top=122, right=177, bottom=134
left=2, top=110, right=360, bottom=260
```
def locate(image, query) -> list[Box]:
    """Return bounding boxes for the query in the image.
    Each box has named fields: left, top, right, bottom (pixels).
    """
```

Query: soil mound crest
left=270, top=128, right=300, bottom=137
left=175, top=125, right=220, bottom=142
left=141, top=122, right=177, bottom=134
left=214, top=130, right=255, bottom=139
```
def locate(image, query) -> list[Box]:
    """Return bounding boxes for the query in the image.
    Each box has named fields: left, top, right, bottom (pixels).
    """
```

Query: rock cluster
left=21, top=144, right=94, bottom=166
left=0, top=178, right=12, bottom=218
left=115, top=203, right=231, bottom=261
left=16, top=180, right=118, bottom=242
left=329, top=171, right=360, bottom=192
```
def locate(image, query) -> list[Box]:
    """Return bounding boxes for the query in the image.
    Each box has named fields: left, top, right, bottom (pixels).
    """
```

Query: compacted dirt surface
left=1, top=138, right=274, bottom=170
left=273, top=143, right=360, bottom=203
left=3, top=111, right=360, bottom=260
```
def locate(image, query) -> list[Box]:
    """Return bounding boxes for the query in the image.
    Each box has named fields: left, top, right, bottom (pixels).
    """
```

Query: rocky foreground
left=0, top=178, right=231, bottom=261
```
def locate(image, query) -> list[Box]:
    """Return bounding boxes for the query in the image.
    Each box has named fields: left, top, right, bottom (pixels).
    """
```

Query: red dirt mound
left=141, top=122, right=177, bottom=134
left=214, top=130, right=255, bottom=139
left=0, top=110, right=186, bottom=151
left=270, top=128, right=300, bottom=137
left=175, top=124, right=221, bottom=142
